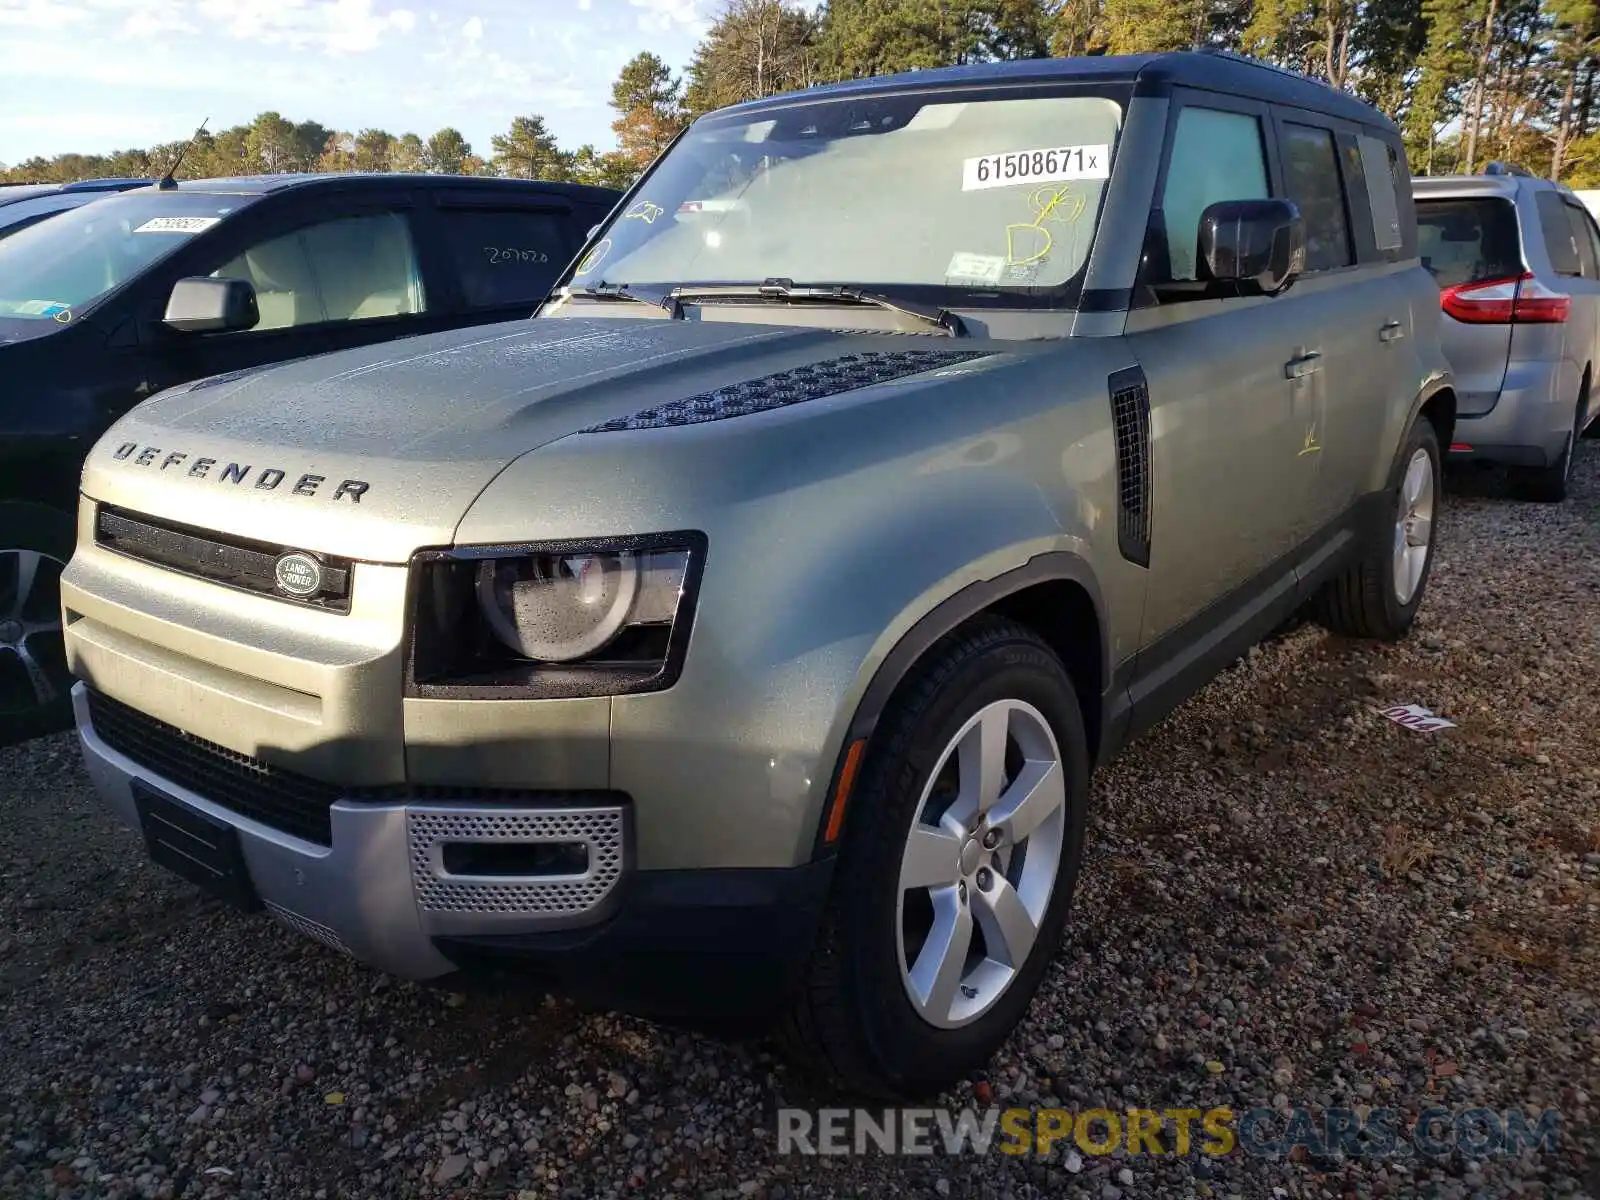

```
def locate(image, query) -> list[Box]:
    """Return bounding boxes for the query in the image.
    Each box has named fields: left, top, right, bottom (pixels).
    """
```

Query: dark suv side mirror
left=162, top=277, right=259, bottom=334
left=1197, top=199, right=1306, bottom=296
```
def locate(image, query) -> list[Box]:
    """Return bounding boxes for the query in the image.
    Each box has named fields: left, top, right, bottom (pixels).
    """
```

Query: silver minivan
left=1414, top=164, right=1600, bottom=500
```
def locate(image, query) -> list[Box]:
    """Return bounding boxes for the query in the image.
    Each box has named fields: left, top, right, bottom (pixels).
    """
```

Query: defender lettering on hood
left=109, top=442, right=371, bottom=503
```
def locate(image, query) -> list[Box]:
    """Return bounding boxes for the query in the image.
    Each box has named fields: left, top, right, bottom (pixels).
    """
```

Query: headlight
left=408, top=534, right=705, bottom=698
left=474, top=550, right=678, bottom=663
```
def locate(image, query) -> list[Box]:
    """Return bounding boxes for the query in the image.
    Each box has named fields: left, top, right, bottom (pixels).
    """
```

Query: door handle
left=1285, top=351, right=1323, bottom=379
left=1379, top=320, right=1406, bottom=343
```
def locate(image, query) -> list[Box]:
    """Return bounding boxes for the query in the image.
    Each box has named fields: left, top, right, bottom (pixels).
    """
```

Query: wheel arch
left=0, top=449, right=82, bottom=515
left=808, top=552, right=1111, bottom=861
left=1417, top=379, right=1457, bottom=454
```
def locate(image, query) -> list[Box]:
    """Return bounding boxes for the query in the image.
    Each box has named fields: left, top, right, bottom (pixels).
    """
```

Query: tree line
left=7, top=0, right=1600, bottom=188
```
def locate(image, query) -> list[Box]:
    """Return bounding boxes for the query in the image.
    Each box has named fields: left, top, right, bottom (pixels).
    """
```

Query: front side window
left=440, top=209, right=577, bottom=308
left=210, top=211, right=425, bottom=331
left=0, top=191, right=256, bottom=340
left=1160, top=106, right=1270, bottom=282
left=1281, top=122, right=1353, bottom=271
left=561, top=91, right=1124, bottom=305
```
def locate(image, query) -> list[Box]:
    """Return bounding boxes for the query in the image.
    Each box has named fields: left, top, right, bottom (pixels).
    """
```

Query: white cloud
left=461, top=13, right=482, bottom=41
left=0, top=0, right=90, bottom=30
left=628, top=0, right=703, bottom=34
left=577, top=0, right=591, bottom=10
left=244, top=0, right=413, bottom=52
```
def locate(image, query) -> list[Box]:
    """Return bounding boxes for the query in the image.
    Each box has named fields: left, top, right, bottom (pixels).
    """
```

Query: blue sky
left=0, top=0, right=715, bottom=166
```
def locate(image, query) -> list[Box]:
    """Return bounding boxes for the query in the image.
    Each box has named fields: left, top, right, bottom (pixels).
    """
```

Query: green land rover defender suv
left=59, top=50, right=1455, bottom=1098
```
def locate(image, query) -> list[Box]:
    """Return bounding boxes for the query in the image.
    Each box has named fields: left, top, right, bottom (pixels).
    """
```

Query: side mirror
left=1196, top=199, right=1305, bottom=296
left=162, top=277, right=259, bottom=334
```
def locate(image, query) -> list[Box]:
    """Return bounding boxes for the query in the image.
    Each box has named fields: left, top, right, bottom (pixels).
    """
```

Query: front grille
left=1109, top=366, right=1153, bottom=568
left=95, top=506, right=352, bottom=613
left=87, top=691, right=625, bottom=856
left=88, top=691, right=341, bottom=845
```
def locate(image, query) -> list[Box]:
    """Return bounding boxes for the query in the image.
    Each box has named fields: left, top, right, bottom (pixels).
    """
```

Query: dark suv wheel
left=0, top=501, right=76, bottom=747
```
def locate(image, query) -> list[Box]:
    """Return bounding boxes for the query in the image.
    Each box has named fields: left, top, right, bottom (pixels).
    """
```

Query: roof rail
left=1192, top=46, right=1327, bottom=88
left=1483, top=161, right=1534, bottom=177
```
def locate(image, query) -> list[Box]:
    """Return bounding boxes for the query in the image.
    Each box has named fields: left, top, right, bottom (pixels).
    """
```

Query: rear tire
left=0, top=501, right=77, bottom=748
left=777, top=616, right=1090, bottom=1100
left=1313, top=417, right=1440, bottom=641
left=1512, top=381, right=1586, bottom=501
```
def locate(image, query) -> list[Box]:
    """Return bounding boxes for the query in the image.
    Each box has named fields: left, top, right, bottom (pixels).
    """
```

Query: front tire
left=0, top=501, right=76, bottom=748
left=779, top=616, right=1090, bottom=1099
left=1313, top=416, right=1440, bottom=641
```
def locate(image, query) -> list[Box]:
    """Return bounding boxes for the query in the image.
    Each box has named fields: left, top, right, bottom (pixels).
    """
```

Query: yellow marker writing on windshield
left=1005, top=185, right=1087, bottom=267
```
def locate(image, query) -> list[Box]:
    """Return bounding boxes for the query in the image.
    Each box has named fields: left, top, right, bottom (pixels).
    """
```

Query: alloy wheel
left=895, top=698, right=1067, bottom=1030
left=1392, top=448, right=1435, bottom=606
left=0, top=548, right=69, bottom=718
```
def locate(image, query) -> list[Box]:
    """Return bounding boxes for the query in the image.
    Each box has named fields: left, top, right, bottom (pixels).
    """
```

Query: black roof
left=717, top=49, right=1397, bottom=134
left=120, top=172, right=620, bottom=203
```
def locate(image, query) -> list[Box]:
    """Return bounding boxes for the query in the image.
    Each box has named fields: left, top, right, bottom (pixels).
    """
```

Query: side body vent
left=1109, top=366, right=1152, bottom=568
left=580, top=349, right=990, bottom=433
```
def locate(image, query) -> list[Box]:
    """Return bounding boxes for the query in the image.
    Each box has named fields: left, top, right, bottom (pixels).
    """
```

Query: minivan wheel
left=1312, top=416, right=1441, bottom=641
left=0, top=502, right=76, bottom=748
left=1511, top=405, right=1581, bottom=503
left=778, top=616, right=1089, bottom=1099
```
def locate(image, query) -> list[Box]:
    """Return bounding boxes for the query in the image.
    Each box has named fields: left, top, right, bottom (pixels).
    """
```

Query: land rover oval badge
left=274, top=552, right=323, bottom=598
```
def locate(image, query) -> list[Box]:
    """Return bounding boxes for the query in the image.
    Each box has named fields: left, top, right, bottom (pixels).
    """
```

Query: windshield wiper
left=566, top=281, right=682, bottom=318
left=670, top=280, right=968, bottom=336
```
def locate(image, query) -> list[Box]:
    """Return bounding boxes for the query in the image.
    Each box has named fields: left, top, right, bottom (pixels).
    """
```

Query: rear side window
left=440, top=209, right=577, bottom=309
left=1534, top=191, right=1581, bottom=276
left=1280, top=123, right=1353, bottom=271
left=1415, top=198, right=1522, bottom=288
left=1357, top=134, right=1403, bottom=252
left=1160, top=107, right=1270, bottom=282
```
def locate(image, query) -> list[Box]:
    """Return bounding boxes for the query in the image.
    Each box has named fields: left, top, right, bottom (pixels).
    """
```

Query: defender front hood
left=81, top=318, right=887, bottom=561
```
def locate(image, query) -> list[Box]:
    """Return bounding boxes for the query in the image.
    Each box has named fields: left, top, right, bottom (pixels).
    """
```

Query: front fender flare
left=806, top=546, right=1111, bottom=861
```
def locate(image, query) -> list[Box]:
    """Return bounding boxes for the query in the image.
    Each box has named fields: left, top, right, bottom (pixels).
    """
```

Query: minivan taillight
left=1439, top=272, right=1570, bottom=324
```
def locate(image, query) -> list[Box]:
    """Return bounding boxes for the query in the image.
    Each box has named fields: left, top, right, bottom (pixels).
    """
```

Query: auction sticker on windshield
left=962, top=145, right=1111, bottom=192
left=945, top=252, right=1007, bottom=284
left=133, top=216, right=223, bottom=235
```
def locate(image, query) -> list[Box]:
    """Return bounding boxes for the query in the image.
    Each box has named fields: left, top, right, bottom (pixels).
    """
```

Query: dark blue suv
left=0, top=172, right=620, bottom=745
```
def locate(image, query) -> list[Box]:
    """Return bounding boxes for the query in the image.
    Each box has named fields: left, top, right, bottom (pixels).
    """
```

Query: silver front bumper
left=73, top=684, right=629, bottom=980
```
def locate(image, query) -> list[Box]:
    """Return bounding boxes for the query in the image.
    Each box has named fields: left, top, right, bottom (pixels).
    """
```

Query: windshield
left=0, top=191, right=255, bottom=327
left=563, top=89, right=1123, bottom=305
left=0, top=194, right=91, bottom=241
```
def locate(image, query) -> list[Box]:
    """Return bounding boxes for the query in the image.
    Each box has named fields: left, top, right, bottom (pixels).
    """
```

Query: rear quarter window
left=1415, top=198, right=1522, bottom=288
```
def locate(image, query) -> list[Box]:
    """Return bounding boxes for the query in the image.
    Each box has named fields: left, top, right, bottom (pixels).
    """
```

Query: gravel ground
left=2, top=446, right=1597, bottom=1200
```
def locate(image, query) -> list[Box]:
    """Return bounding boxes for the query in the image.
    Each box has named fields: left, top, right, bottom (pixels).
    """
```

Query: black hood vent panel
left=580, top=349, right=989, bottom=433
